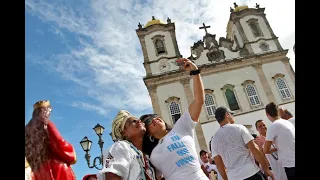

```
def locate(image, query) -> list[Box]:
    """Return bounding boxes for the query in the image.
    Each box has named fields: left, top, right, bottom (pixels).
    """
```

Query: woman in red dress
left=25, top=100, right=77, bottom=180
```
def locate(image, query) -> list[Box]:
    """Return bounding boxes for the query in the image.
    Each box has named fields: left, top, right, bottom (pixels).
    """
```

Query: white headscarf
left=111, top=110, right=133, bottom=141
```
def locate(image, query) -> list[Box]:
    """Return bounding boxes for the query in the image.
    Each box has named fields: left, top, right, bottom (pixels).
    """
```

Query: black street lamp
left=80, top=123, right=105, bottom=170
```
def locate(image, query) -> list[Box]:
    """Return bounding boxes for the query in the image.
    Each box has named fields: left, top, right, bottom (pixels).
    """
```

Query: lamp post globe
left=93, top=123, right=105, bottom=136
left=80, top=136, right=92, bottom=152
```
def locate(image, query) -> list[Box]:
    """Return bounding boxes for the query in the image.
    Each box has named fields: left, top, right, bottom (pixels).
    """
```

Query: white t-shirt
left=97, top=141, right=155, bottom=180
left=211, top=124, right=260, bottom=180
left=288, top=117, right=295, bottom=127
left=266, top=119, right=295, bottom=168
left=201, top=161, right=223, bottom=180
left=150, top=110, right=209, bottom=180
left=262, top=143, right=288, bottom=180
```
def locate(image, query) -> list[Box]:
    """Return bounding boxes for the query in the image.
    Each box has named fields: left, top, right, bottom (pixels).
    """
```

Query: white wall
left=250, top=39, right=279, bottom=54
left=156, top=82, right=188, bottom=126
left=262, top=61, right=295, bottom=104
left=240, top=15, right=272, bottom=42
left=149, top=57, right=180, bottom=75
left=232, top=24, right=244, bottom=48
left=189, top=66, right=270, bottom=123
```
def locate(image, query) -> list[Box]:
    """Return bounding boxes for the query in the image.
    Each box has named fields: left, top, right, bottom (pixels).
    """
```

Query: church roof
left=234, top=5, right=249, bottom=12
left=144, top=16, right=165, bottom=28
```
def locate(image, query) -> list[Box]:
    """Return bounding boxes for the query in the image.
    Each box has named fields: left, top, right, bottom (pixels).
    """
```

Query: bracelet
left=190, top=69, right=201, bottom=76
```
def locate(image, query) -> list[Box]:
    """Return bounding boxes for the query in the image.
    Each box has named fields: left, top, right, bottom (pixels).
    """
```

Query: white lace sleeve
left=97, top=141, right=134, bottom=180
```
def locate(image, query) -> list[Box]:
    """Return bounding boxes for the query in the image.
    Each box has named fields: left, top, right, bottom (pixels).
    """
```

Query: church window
left=169, top=101, right=181, bottom=124
left=225, top=89, right=240, bottom=111
left=221, top=84, right=241, bottom=111
left=272, top=73, right=292, bottom=100
left=276, top=77, right=291, bottom=99
left=242, top=80, right=263, bottom=108
left=152, top=35, right=167, bottom=56
left=205, top=94, right=217, bottom=117
left=155, top=39, right=165, bottom=54
left=245, top=84, right=261, bottom=106
left=247, top=18, right=263, bottom=38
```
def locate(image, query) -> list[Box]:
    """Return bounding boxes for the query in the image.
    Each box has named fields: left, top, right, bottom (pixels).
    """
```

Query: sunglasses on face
left=140, top=114, right=160, bottom=125
left=125, top=119, right=142, bottom=127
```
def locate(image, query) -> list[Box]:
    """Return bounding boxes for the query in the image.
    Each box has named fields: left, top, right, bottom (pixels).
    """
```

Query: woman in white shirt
left=140, top=58, right=208, bottom=180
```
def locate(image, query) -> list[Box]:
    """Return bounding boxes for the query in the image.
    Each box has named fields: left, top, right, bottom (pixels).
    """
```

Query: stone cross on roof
left=199, top=23, right=211, bottom=34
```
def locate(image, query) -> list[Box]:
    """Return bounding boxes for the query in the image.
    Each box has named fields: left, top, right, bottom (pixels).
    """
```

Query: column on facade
left=253, top=63, right=276, bottom=103
left=148, top=84, right=162, bottom=116
left=180, top=78, right=208, bottom=151
left=281, top=59, right=295, bottom=85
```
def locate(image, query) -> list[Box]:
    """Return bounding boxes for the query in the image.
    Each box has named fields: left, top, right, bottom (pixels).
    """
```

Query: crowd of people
left=201, top=103, right=295, bottom=180
left=25, top=58, right=295, bottom=180
left=97, top=58, right=295, bottom=180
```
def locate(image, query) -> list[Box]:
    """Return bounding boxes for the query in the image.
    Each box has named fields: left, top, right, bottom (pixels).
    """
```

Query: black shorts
left=244, top=171, right=265, bottom=180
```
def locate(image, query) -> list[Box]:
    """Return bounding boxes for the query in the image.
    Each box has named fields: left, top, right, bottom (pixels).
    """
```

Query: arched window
left=276, top=77, right=291, bottom=99
left=152, top=35, right=167, bottom=56
left=245, top=84, right=261, bottom=106
left=225, top=88, right=240, bottom=111
left=247, top=18, right=263, bottom=38
left=205, top=94, right=217, bottom=116
left=155, top=39, right=165, bottom=54
left=169, top=101, right=181, bottom=123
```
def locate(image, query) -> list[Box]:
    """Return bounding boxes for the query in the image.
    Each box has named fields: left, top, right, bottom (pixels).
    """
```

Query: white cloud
left=71, top=101, right=108, bottom=116
left=26, top=0, right=295, bottom=114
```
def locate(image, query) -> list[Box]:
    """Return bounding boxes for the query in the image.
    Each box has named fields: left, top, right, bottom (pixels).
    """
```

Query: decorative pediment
left=203, top=33, right=219, bottom=49
left=191, top=40, right=205, bottom=59
left=239, top=48, right=249, bottom=57
left=219, top=37, right=236, bottom=52
left=204, top=89, right=214, bottom=94
left=165, top=96, right=180, bottom=103
left=241, top=80, right=255, bottom=86
left=151, top=35, right=165, bottom=40
left=246, top=18, right=259, bottom=23
left=206, top=48, right=226, bottom=63
left=221, top=84, right=235, bottom=90
left=272, top=73, right=285, bottom=79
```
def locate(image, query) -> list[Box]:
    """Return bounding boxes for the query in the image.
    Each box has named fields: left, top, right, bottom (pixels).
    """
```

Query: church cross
left=199, top=23, right=211, bottom=34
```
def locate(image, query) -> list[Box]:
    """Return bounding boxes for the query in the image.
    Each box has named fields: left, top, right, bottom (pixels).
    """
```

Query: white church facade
left=136, top=3, right=295, bottom=153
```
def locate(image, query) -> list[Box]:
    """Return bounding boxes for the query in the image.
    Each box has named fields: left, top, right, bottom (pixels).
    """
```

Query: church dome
left=144, top=16, right=165, bottom=28
left=234, top=5, right=249, bottom=12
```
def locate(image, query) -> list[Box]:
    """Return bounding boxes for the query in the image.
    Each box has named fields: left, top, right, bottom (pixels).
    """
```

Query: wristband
left=190, top=69, right=201, bottom=76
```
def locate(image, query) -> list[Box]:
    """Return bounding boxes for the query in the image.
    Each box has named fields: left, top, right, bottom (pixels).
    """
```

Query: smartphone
left=174, top=59, right=190, bottom=67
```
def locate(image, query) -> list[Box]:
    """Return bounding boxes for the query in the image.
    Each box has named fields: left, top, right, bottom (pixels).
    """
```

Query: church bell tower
left=227, top=2, right=283, bottom=55
left=136, top=16, right=182, bottom=78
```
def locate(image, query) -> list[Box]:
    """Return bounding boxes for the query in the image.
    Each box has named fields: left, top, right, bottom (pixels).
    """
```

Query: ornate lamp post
left=80, top=123, right=105, bottom=170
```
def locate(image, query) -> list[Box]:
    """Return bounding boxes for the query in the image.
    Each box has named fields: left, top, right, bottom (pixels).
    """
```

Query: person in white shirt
left=263, top=102, right=295, bottom=180
left=139, top=58, right=209, bottom=180
left=199, top=150, right=223, bottom=180
left=97, top=110, right=156, bottom=180
left=211, top=106, right=274, bottom=180
left=255, top=120, right=288, bottom=180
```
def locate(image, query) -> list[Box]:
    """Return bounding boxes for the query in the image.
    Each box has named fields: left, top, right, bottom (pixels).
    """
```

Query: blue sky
left=25, top=0, right=294, bottom=179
